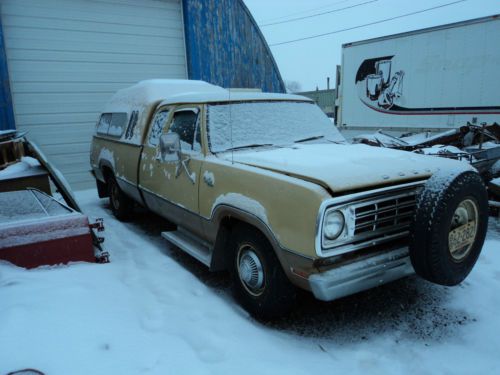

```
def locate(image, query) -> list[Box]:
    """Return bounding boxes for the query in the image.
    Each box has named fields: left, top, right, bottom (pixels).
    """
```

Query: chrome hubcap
left=448, top=199, right=478, bottom=261
left=237, top=245, right=264, bottom=296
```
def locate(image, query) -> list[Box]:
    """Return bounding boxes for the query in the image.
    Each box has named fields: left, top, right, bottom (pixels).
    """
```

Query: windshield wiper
left=294, top=135, right=324, bottom=143
left=225, top=143, right=274, bottom=151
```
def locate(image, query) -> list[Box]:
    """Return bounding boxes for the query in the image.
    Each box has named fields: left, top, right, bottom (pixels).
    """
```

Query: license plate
left=449, top=221, right=476, bottom=253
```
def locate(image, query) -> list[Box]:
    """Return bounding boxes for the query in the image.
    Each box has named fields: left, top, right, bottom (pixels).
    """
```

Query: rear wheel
left=108, top=176, right=132, bottom=221
left=230, top=226, right=296, bottom=319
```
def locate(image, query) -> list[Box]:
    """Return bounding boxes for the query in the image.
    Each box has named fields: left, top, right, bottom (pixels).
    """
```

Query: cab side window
left=168, top=109, right=200, bottom=153
left=96, top=113, right=112, bottom=135
left=149, top=110, right=170, bottom=146
left=108, top=112, right=128, bottom=137
left=96, top=112, right=127, bottom=138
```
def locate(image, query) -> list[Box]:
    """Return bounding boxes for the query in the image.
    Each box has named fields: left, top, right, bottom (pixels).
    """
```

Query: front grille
left=353, top=191, right=418, bottom=235
left=319, top=181, right=426, bottom=258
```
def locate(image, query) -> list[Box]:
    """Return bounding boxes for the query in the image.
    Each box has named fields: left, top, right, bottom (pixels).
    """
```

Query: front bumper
left=309, top=247, right=414, bottom=301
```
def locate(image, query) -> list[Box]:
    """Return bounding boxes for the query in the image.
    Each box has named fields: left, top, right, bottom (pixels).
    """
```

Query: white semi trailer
left=335, top=15, right=500, bottom=138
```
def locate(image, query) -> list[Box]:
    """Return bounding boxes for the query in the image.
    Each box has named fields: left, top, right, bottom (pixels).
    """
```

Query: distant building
left=297, top=89, right=336, bottom=117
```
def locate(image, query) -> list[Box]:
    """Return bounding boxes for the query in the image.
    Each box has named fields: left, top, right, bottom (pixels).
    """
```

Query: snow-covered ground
left=1, top=190, right=499, bottom=375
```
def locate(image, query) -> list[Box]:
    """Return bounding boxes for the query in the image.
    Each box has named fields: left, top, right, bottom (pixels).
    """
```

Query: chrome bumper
left=309, top=247, right=414, bottom=302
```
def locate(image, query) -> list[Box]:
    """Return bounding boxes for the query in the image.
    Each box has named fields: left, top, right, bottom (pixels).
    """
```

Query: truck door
left=139, top=105, right=204, bottom=236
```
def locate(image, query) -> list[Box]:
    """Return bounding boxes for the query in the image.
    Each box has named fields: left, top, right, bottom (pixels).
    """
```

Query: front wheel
left=230, top=226, right=296, bottom=319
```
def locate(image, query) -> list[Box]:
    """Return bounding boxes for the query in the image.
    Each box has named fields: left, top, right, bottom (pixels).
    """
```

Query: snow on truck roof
left=104, top=79, right=311, bottom=112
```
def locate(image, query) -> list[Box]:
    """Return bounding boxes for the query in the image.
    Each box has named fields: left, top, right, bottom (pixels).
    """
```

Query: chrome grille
left=354, top=192, right=418, bottom=235
left=317, top=181, right=426, bottom=258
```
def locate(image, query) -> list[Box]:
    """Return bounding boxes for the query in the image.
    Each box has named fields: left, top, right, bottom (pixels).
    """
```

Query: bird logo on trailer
left=355, top=55, right=500, bottom=116
left=355, top=56, right=405, bottom=111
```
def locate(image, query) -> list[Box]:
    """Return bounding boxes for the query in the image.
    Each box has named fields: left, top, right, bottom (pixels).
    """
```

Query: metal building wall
left=0, top=0, right=186, bottom=189
left=182, top=0, right=285, bottom=93
left=0, top=14, right=14, bottom=131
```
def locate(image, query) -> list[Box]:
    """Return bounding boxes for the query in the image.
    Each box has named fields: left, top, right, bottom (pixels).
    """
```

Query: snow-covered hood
left=223, top=143, right=472, bottom=193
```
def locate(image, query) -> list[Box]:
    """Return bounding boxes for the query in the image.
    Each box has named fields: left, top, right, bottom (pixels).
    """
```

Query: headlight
left=323, top=210, right=345, bottom=240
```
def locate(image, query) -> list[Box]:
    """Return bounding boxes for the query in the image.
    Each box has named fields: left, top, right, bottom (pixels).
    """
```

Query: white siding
left=0, top=0, right=187, bottom=189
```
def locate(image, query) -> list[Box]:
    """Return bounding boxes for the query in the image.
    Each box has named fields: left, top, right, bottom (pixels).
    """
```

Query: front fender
left=207, top=204, right=317, bottom=290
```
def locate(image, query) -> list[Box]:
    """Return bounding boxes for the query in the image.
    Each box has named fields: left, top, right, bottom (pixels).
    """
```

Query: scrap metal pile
left=0, top=130, right=108, bottom=268
left=352, top=123, right=500, bottom=211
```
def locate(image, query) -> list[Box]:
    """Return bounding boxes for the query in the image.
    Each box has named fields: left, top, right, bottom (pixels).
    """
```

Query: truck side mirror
left=159, top=133, right=181, bottom=163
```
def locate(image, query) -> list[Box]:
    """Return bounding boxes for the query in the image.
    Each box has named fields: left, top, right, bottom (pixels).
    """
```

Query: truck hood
left=222, top=143, right=471, bottom=193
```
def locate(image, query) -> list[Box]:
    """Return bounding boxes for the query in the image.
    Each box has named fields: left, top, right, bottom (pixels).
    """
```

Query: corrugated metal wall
left=0, top=14, right=14, bottom=130
left=0, top=0, right=187, bottom=189
left=182, top=0, right=285, bottom=93
left=1, top=0, right=286, bottom=189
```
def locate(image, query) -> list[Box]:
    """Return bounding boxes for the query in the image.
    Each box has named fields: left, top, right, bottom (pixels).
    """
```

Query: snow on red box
left=0, top=189, right=95, bottom=269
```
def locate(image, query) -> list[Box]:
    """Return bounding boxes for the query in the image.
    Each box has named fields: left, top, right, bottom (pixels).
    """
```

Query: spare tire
left=409, top=169, right=489, bottom=286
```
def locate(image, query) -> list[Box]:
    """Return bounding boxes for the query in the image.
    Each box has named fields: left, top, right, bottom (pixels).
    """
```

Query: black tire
left=230, top=226, right=296, bottom=319
left=409, top=169, right=489, bottom=286
left=108, top=176, right=132, bottom=221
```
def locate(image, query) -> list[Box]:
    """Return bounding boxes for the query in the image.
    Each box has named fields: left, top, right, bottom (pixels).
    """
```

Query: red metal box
left=0, top=189, right=95, bottom=268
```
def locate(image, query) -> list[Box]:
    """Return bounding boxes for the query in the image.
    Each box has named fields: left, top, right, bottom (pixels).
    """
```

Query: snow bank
left=0, top=190, right=499, bottom=375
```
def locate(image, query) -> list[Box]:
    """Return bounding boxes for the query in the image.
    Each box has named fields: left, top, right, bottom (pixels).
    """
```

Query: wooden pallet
left=0, top=138, right=25, bottom=169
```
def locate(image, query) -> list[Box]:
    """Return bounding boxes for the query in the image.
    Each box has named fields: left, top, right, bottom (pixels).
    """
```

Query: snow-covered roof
left=158, top=91, right=312, bottom=107
left=104, top=79, right=311, bottom=113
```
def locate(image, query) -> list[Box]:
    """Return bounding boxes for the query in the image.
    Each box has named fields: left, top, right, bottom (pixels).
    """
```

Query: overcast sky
left=243, top=0, right=500, bottom=91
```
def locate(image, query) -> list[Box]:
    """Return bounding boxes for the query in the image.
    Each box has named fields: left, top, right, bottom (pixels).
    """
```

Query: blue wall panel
left=182, top=0, right=285, bottom=93
left=0, top=15, right=15, bottom=130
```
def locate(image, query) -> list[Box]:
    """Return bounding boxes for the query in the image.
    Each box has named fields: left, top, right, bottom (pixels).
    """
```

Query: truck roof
left=104, top=79, right=311, bottom=113
left=158, top=91, right=312, bottom=107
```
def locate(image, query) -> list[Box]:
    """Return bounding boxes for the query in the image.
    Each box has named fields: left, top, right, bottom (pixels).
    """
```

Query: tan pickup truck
left=90, top=80, right=489, bottom=318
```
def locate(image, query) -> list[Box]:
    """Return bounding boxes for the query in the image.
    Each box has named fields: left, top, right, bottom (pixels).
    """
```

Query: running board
left=161, top=229, right=212, bottom=266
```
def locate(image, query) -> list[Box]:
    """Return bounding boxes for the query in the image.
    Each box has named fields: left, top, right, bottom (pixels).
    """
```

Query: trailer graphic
left=337, top=15, right=500, bottom=132
left=356, top=56, right=500, bottom=116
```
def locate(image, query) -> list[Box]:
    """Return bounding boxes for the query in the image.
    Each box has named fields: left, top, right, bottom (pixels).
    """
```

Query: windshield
left=207, top=101, right=345, bottom=153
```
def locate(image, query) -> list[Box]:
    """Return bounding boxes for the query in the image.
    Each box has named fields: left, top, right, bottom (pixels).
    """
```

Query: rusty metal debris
left=352, top=123, right=500, bottom=210
left=352, top=123, right=500, bottom=179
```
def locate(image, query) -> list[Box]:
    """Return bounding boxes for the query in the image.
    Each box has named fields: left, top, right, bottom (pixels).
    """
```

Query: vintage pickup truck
left=90, top=80, right=488, bottom=318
